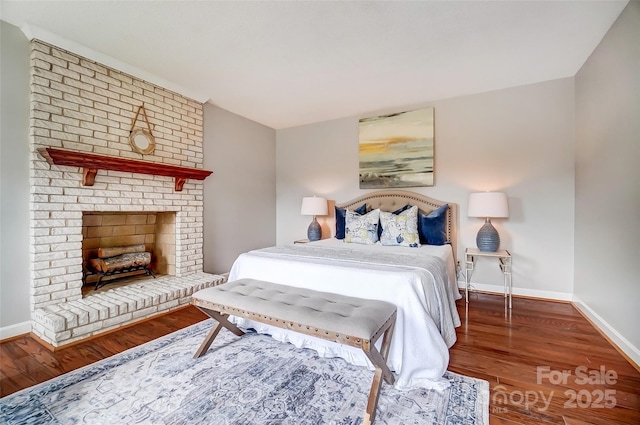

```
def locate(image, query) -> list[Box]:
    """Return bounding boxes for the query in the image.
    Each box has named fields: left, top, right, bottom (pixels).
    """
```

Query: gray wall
left=202, top=103, right=277, bottom=274
left=0, top=21, right=31, bottom=334
left=574, top=2, right=639, bottom=361
left=276, top=78, right=576, bottom=300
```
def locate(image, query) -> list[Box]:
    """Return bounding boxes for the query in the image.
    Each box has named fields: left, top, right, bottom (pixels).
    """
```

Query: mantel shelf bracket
left=83, top=168, right=98, bottom=186
left=38, top=147, right=213, bottom=191
left=175, top=177, right=188, bottom=191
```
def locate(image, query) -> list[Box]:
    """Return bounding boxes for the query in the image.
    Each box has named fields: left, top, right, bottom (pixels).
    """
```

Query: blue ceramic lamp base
left=476, top=218, right=500, bottom=252
left=307, top=217, right=321, bottom=241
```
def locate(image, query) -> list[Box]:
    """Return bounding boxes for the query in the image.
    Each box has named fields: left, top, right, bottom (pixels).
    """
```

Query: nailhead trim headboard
left=336, top=190, right=458, bottom=263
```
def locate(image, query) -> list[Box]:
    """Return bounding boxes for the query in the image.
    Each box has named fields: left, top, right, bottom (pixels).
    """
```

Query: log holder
left=83, top=265, right=156, bottom=291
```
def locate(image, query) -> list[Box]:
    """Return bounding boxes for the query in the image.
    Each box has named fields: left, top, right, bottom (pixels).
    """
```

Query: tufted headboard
left=336, top=190, right=458, bottom=263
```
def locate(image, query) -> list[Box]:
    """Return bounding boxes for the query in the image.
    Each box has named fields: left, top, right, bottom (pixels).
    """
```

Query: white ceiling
left=1, top=1, right=628, bottom=129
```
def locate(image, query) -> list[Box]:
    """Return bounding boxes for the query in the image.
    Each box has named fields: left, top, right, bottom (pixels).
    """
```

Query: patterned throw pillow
left=379, top=205, right=421, bottom=247
left=377, top=204, right=411, bottom=239
left=345, top=209, right=380, bottom=245
left=335, top=203, right=367, bottom=239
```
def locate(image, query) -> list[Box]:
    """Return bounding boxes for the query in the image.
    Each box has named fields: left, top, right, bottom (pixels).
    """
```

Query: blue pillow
left=418, top=204, right=449, bottom=245
left=335, top=203, right=367, bottom=239
left=378, top=204, right=411, bottom=239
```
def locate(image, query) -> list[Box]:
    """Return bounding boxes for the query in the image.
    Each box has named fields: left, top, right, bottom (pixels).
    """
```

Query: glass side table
left=465, top=248, right=513, bottom=309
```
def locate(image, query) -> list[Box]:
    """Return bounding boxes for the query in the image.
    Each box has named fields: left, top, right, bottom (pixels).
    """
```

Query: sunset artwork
left=358, top=107, right=434, bottom=188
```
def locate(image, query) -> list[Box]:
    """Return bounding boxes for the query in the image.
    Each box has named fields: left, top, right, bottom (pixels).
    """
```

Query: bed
left=227, top=190, right=461, bottom=390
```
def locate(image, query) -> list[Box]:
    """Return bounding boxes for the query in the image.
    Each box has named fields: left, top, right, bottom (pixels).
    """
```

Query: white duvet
left=227, top=238, right=462, bottom=390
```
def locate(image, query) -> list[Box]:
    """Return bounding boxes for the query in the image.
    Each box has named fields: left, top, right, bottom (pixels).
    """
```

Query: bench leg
left=363, top=318, right=396, bottom=385
left=364, top=345, right=395, bottom=385
left=193, top=306, right=245, bottom=358
left=378, top=318, right=396, bottom=384
left=362, top=316, right=397, bottom=424
left=364, top=366, right=384, bottom=425
left=194, top=321, right=224, bottom=358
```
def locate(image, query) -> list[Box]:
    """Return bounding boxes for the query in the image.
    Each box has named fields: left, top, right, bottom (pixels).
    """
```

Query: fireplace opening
left=82, top=212, right=176, bottom=294
left=86, top=244, right=155, bottom=290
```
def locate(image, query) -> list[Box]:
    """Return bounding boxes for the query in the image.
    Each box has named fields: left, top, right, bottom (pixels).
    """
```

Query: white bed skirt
left=227, top=240, right=461, bottom=391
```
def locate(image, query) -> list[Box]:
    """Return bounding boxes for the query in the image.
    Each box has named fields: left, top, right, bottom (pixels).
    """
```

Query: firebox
left=82, top=212, right=176, bottom=289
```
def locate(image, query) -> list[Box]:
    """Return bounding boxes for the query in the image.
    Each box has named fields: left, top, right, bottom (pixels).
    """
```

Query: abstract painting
left=359, top=107, right=434, bottom=188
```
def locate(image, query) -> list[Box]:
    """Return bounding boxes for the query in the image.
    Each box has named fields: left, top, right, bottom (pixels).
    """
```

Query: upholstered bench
left=191, top=278, right=397, bottom=425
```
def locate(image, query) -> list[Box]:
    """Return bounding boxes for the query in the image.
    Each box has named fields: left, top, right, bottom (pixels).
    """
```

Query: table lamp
left=468, top=192, right=509, bottom=252
left=301, top=196, right=328, bottom=241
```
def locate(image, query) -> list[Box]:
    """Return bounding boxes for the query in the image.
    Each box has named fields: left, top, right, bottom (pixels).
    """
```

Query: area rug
left=0, top=320, right=488, bottom=425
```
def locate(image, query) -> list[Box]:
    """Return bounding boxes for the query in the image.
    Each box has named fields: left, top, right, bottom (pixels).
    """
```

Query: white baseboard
left=457, top=281, right=573, bottom=301
left=572, top=296, right=640, bottom=367
left=0, top=320, right=31, bottom=341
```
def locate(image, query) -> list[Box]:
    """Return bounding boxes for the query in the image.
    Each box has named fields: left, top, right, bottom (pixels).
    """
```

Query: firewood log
left=98, top=244, right=147, bottom=259
left=90, top=252, right=151, bottom=273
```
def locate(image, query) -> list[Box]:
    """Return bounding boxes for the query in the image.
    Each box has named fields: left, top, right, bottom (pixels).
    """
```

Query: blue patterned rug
left=0, top=320, right=488, bottom=424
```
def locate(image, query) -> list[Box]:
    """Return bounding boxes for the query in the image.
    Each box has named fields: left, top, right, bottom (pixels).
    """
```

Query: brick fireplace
left=28, top=40, right=223, bottom=347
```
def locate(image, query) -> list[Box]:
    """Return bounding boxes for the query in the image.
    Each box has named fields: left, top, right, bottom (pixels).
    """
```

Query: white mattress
left=227, top=239, right=461, bottom=390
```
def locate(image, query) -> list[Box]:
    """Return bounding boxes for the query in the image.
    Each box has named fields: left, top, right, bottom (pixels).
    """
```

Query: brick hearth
left=33, top=273, right=224, bottom=346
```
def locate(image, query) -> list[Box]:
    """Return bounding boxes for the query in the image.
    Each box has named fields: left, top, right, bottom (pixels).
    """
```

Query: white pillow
left=380, top=205, right=421, bottom=247
left=345, top=209, right=380, bottom=245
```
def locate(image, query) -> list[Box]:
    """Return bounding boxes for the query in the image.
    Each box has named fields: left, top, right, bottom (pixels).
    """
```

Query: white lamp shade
left=301, top=196, right=328, bottom=216
left=468, top=192, right=509, bottom=218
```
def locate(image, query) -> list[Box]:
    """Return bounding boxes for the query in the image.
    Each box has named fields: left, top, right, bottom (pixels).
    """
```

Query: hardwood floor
left=452, top=292, right=639, bottom=424
left=0, top=306, right=208, bottom=398
left=1, top=293, right=638, bottom=424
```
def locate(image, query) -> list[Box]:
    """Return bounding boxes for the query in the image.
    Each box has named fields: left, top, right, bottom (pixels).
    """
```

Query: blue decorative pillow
left=378, top=204, right=411, bottom=239
left=380, top=206, right=420, bottom=247
left=335, top=203, right=367, bottom=239
left=345, top=209, right=380, bottom=245
left=418, top=204, right=449, bottom=245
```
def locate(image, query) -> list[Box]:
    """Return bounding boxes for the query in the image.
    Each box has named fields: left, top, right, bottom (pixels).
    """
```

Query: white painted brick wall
left=28, top=40, right=210, bottom=346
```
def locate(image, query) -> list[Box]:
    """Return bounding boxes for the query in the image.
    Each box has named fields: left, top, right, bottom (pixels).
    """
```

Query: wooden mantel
left=38, top=147, right=213, bottom=191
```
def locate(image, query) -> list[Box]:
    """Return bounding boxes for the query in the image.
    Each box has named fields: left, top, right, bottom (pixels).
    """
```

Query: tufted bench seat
left=191, top=278, right=397, bottom=425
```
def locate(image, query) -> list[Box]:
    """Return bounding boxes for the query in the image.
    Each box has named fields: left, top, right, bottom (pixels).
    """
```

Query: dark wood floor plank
left=458, top=293, right=639, bottom=425
left=0, top=294, right=637, bottom=424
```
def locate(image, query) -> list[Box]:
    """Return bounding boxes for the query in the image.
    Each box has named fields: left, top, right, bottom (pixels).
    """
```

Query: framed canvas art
left=359, top=107, right=434, bottom=188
